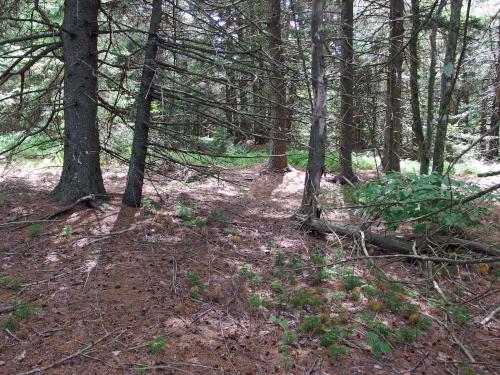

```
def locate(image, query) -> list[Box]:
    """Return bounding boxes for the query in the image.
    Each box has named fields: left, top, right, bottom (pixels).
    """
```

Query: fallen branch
left=304, top=218, right=499, bottom=257
left=0, top=305, right=14, bottom=314
left=480, top=305, right=500, bottom=326
left=16, top=330, right=116, bottom=375
left=478, top=170, right=500, bottom=177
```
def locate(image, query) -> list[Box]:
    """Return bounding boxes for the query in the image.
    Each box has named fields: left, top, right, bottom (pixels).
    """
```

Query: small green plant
left=289, top=255, right=304, bottom=271
left=142, top=197, right=160, bottom=211
left=186, top=268, right=203, bottom=299
left=363, top=285, right=378, bottom=297
left=400, top=303, right=419, bottom=318
left=282, top=331, right=299, bottom=345
left=366, top=332, right=390, bottom=358
left=206, top=207, right=227, bottom=227
left=328, top=344, right=348, bottom=359
left=0, top=300, right=35, bottom=331
left=29, top=222, right=44, bottom=237
left=299, top=315, right=322, bottom=334
left=453, top=307, right=471, bottom=325
left=290, top=288, right=324, bottom=308
left=331, top=291, right=347, bottom=302
left=175, top=202, right=193, bottom=222
left=393, top=327, right=417, bottom=342
left=310, top=248, right=327, bottom=265
left=271, top=281, right=284, bottom=293
left=240, top=266, right=263, bottom=285
left=270, top=315, right=289, bottom=329
left=279, top=345, right=295, bottom=370
left=416, top=316, right=433, bottom=330
left=342, top=274, right=362, bottom=291
left=320, top=329, right=342, bottom=347
left=0, top=276, right=21, bottom=291
left=382, top=291, right=403, bottom=313
left=61, top=225, right=73, bottom=237
left=248, top=294, right=271, bottom=309
left=146, top=336, right=167, bottom=353
left=275, top=252, right=286, bottom=267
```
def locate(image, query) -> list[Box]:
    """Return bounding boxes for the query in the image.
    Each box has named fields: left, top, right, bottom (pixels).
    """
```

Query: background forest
left=0, top=0, right=499, bottom=374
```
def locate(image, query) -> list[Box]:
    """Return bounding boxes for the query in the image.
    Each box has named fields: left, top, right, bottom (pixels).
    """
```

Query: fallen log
left=305, top=218, right=500, bottom=257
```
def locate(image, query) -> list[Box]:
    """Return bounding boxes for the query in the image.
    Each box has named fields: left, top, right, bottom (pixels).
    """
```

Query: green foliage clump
left=353, top=172, right=491, bottom=233
left=320, top=328, right=343, bottom=347
left=1, top=300, right=36, bottom=331
left=186, top=268, right=203, bottom=299
left=290, top=288, right=324, bottom=308
left=248, top=294, right=272, bottom=309
left=328, top=344, right=348, bottom=359
left=299, top=315, right=322, bottom=334
left=342, top=274, right=362, bottom=291
left=382, top=291, right=403, bottom=313
left=0, top=276, right=21, bottom=291
left=271, top=281, right=284, bottom=293
left=29, top=222, right=44, bottom=238
left=366, top=332, right=390, bottom=358
left=453, top=307, right=471, bottom=326
left=240, top=266, right=263, bottom=285
left=146, top=336, right=167, bottom=353
left=282, top=331, right=298, bottom=345
left=175, top=201, right=193, bottom=221
left=206, top=207, right=227, bottom=227
left=142, top=196, right=161, bottom=211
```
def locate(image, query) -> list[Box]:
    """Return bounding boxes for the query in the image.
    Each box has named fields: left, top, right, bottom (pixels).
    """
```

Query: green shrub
left=282, top=331, right=298, bottom=345
left=299, top=316, right=322, bottom=333
left=353, top=172, right=491, bottom=233
left=366, top=332, right=390, bottom=358
left=342, top=274, right=362, bottom=291
left=290, top=288, right=324, bottom=308
left=146, top=336, right=167, bottom=353
left=328, top=344, right=348, bottom=359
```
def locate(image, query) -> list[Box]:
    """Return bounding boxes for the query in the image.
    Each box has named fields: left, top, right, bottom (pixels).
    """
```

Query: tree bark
left=487, top=22, right=500, bottom=161
left=432, top=0, right=463, bottom=174
left=122, top=0, right=162, bottom=207
left=421, top=0, right=446, bottom=174
left=268, top=0, right=288, bottom=171
left=382, top=0, right=404, bottom=172
left=339, top=0, right=357, bottom=183
left=409, top=0, right=425, bottom=164
left=300, top=0, right=326, bottom=219
left=51, top=0, right=105, bottom=204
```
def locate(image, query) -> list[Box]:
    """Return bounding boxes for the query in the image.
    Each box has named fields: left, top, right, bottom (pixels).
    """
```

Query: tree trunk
left=382, top=0, right=404, bottom=172
left=300, top=0, right=326, bottom=219
left=432, top=0, right=463, bottom=174
left=268, top=0, right=288, bottom=171
left=409, top=0, right=425, bottom=164
left=487, top=22, right=500, bottom=161
left=421, top=0, right=446, bottom=174
left=51, top=0, right=105, bottom=204
left=339, top=0, right=357, bottom=183
left=122, top=0, right=162, bottom=207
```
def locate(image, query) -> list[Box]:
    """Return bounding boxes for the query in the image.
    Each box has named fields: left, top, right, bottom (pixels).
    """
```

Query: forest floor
left=0, top=162, right=499, bottom=375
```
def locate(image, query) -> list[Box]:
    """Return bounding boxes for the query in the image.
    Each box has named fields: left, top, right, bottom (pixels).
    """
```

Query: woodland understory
left=0, top=163, right=498, bottom=375
left=1, top=0, right=500, bottom=374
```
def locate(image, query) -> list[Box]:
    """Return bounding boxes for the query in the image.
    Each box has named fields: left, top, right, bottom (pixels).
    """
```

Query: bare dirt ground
left=0, top=164, right=499, bottom=375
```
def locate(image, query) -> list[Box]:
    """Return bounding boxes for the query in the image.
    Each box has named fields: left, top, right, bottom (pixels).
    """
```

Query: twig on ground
left=480, top=305, right=500, bottom=326
left=5, top=328, right=21, bottom=342
left=426, top=314, right=476, bottom=363
left=16, top=330, right=117, bottom=375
